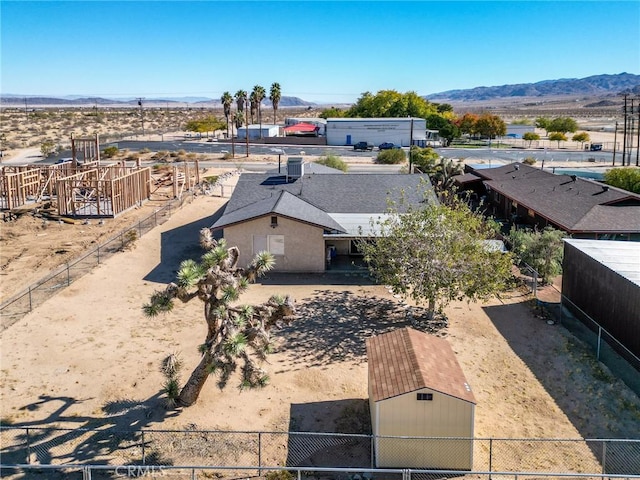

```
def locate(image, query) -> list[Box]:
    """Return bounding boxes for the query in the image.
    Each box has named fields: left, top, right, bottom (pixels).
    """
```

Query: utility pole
left=612, top=121, right=618, bottom=166
left=24, top=97, right=29, bottom=121
left=409, top=117, right=414, bottom=173
left=137, top=98, right=145, bottom=137
left=245, top=95, right=250, bottom=158
left=636, top=97, right=640, bottom=166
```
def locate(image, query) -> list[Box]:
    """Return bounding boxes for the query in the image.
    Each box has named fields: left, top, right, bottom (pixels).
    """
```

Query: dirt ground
left=1, top=186, right=639, bottom=473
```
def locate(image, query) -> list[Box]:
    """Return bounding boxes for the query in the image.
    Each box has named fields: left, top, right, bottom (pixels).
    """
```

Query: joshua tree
left=143, top=229, right=296, bottom=407
left=269, top=82, right=281, bottom=124
left=252, top=85, right=266, bottom=138
left=221, top=91, right=233, bottom=139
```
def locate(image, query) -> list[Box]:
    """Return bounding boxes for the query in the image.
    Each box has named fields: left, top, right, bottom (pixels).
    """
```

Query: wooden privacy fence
left=56, top=167, right=151, bottom=217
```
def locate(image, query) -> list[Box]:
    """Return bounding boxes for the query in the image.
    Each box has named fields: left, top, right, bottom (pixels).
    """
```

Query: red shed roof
left=366, top=327, right=476, bottom=404
left=283, top=122, right=319, bottom=133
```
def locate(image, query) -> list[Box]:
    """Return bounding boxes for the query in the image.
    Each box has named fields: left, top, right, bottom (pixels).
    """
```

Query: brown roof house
left=366, top=327, right=476, bottom=470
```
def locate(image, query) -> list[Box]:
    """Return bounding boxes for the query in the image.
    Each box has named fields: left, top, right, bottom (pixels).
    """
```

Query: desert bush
left=102, top=146, right=119, bottom=158
left=315, top=154, right=348, bottom=172
left=376, top=148, right=406, bottom=164
left=264, top=470, right=294, bottom=480
left=222, top=152, right=234, bottom=160
left=522, top=157, right=537, bottom=165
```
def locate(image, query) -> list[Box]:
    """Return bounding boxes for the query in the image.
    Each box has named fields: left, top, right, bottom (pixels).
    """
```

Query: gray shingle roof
left=212, top=173, right=435, bottom=231
left=473, top=163, right=640, bottom=233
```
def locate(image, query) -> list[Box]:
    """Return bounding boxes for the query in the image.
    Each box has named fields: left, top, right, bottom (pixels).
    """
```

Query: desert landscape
left=1, top=102, right=639, bottom=477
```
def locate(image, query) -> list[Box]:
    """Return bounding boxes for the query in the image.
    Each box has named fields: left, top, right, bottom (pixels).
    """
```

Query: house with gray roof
left=212, top=159, right=435, bottom=271
left=454, top=163, right=640, bottom=240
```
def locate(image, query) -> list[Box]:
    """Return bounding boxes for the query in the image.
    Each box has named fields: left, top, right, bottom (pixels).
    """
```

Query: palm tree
left=221, top=91, right=233, bottom=139
left=252, top=85, right=266, bottom=138
left=144, top=229, right=296, bottom=407
left=269, top=82, right=281, bottom=124
left=249, top=91, right=258, bottom=125
left=234, top=90, right=247, bottom=114
left=234, top=111, right=245, bottom=129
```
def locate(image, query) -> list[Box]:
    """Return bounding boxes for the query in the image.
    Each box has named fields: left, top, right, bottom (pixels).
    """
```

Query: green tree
left=426, top=114, right=459, bottom=146
left=185, top=115, right=226, bottom=138
left=507, top=226, right=565, bottom=285
left=269, top=82, right=281, bottom=124
left=604, top=167, right=640, bottom=194
left=535, top=117, right=552, bottom=136
left=572, top=132, right=590, bottom=148
left=143, top=229, right=296, bottom=407
left=358, top=192, right=513, bottom=319
left=410, top=146, right=440, bottom=173
left=347, top=90, right=437, bottom=118
left=548, top=117, right=579, bottom=134
left=549, top=132, right=568, bottom=148
left=376, top=148, right=406, bottom=164
left=320, top=107, right=345, bottom=119
left=456, top=113, right=479, bottom=137
left=475, top=114, right=507, bottom=144
left=315, top=154, right=348, bottom=172
left=40, top=140, right=56, bottom=157
left=523, top=132, right=540, bottom=147
left=221, top=91, right=233, bottom=139
left=252, top=85, right=266, bottom=138
left=102, top=146, right=119, bottom=158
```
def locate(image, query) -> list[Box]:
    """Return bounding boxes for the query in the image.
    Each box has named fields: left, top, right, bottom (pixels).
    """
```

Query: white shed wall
left=326, top=118, right=427, bottom=147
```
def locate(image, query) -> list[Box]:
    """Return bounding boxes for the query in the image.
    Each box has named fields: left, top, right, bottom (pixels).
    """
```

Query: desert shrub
left=140, top=147, right=151, bottom=154
left=376, top=148, right=406, bottom=164
left=222, top=152, right=234, bottom=160
left=264, top=470, right=294, bottom=480
left=315, top=154, right=348, bottom=172
left=522, top=157, right=536, bottom=165
left=102, top=146, right=119, bottom=158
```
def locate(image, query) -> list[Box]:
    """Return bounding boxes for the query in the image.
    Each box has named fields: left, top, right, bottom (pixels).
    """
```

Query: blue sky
left=1, top=1, right=639, bottom=103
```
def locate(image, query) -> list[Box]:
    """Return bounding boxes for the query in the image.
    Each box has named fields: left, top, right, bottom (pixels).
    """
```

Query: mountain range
left=2, top=73, right=638, bottom=107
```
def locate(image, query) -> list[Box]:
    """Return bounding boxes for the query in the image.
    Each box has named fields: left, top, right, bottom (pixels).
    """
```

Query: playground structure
left=1, top=134, right=200, bottom=218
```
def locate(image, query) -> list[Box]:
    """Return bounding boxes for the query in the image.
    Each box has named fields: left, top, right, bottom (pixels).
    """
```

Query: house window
left=417, top=393, right=433, bottom=401
left=528, top=209, right=535, bottom=218
left=271, top=216, right=278, bottom=227
left=253, top=235, right=285, bottom=255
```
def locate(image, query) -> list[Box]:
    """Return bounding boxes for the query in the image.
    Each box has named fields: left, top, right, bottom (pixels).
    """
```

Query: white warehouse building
left=326, top=117, right=427, bottom=147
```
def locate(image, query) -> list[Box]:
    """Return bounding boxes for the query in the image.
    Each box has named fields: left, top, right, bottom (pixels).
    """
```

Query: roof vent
left=286, top=157, right=304, bottom=182
left=514, top=164, right=520, bottom=171
left=602, top=185, right=609, bottom=192
left=571, top=175, right=577, bottom=182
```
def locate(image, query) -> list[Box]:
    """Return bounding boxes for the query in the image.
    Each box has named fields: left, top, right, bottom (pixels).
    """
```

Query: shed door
left=346, top=134, right=352, bottom=145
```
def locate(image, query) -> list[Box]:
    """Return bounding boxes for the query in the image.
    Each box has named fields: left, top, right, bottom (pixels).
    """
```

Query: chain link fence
left=2, top=426, right=639, bottom=475
left=0, top=193, right=196, bottom=331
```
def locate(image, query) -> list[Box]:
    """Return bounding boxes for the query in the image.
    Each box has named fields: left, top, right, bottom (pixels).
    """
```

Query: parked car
left=353, top=141, right=374, bottom=151
left=378, top=142, right=401, bottom=150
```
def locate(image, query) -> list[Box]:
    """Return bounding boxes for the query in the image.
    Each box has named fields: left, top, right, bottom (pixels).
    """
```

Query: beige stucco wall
left=373, top=388, right=474, bottom=469
left=222, top=216, right=326, bottom=272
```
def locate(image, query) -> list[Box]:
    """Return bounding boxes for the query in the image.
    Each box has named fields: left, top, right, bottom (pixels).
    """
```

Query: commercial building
left=326, top=118, right=427, bottom=147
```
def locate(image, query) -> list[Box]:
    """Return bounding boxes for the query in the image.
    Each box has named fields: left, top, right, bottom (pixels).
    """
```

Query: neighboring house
left=562, top=239, right=640, bottom=362
left=326, top=117, right=428, bottom=147
left=237, top=124, right=282, bottom=139
left=454, top=162, right=640, bottom=240
left=366, top=327, right=476, bottom=469
left=283, top=122, right=320, bottom=137
left=284, top=117, right=327, bottom=136
left=211, top=158, right=435, bottom=272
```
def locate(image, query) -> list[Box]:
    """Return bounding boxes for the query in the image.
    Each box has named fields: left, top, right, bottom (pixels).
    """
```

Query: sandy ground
left=1, top=187, right=639, bottom=473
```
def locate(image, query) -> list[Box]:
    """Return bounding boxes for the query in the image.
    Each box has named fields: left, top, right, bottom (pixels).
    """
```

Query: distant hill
left=0, top=94, right=315, bottom=107
left=426, top=73, right=640, bottom=102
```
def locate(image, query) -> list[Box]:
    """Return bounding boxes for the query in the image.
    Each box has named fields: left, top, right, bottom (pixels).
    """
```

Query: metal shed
left=237, top=124, right=281, bottom=139
left=366, top=327, right=476, bottom=470
left=326, top=117, right=427, bottom=147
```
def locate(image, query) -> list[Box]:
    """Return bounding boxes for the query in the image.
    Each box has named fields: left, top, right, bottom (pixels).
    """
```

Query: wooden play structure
left=1, top=134, right=201, bottom=219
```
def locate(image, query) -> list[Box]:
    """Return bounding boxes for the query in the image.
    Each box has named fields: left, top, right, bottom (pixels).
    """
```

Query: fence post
left=258, top=432, right=262, bottom=476
left=66, top=263, right=70, bottom=286
left=26, top=427, right=31, bottom=464
left=138, top=221, right=142, bottom=238
left=597, top=326, right=603, bottom=361
left=370, top=435, right=374, bottom=468
left=602, top=440, right=607, bottom=474
left=28, top=286, right=32, bottom=312
left=489, top=438, right=493, bottom=476
left=141, top=430, right=146, bottom=465
left=154, top=210, right=157, bottom=226
left=121, top=232, right=124, bottom=250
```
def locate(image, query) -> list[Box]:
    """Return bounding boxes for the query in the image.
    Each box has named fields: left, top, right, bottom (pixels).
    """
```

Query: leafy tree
left=410, top=146, right=440, bottom=173
left=456, top=113, right=479, bottom=137
left=102, top=146, right=119, bottom=158
left=376, top=148, right=406, bottom=164
left=523, top=132, right=540, bottom=147
left=347, top=90, right=437, bottom=118
left=143, top=230, right=296, bottom=407
left=235, top=90, right=247, bottom=114
left=252, top=85, right=266, bottom=137
left=221, top=91, right=233, bottom=139
left=548, top=116, right=578, bottom=134
left=604, top=167, right=640, bottom=194
left=507, top=226, right=565, bottom=285
left=40, top=140, right=56, bottom=157
left=549, top=132, right=568, bottom=148
left=185, top=115, right=226, bottom=138
left=358, top=192, right=513, bottom=319
left=435, top=103, right=453, bottom=114
left=535, top=117, right=552, bottom=136
left=269, top=82, right=281, bottom=124
left=475, top=114, right=507, bottom=142
left=572, top=132, right=590, bottom=148
left=319, top=107, right=345, bottom=119
left=426, top=114, right=460, bottom=146
left=315, top=154, right=348, bottom=172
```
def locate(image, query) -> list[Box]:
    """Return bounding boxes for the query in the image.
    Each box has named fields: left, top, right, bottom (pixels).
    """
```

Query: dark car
left=378, top=142, right=400, bottom=150
left=353, top=141, right=374, bottom=151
